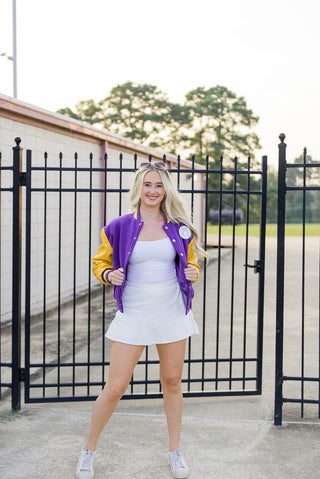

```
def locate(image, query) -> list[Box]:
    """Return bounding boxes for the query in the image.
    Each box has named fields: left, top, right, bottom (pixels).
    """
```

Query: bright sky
left=1, top=0, right=320, bottom=166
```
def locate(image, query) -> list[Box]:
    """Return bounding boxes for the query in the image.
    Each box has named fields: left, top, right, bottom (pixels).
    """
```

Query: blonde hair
left=129, top=164, right=208, bottom=261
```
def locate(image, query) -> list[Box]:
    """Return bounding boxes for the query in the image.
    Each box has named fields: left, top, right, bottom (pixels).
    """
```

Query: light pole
left=0, top=0, right=17, bottom=98
left=12, top=0, right=17, bottom=98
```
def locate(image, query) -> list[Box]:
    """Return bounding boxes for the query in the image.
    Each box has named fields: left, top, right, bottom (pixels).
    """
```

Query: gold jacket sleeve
left=92, top=228, right=113, bottom=284
left=187, top=238, right=201, bottom=283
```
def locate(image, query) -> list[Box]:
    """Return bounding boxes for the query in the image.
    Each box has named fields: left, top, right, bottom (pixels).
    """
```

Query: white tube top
left=126, top=237, right=177, bottom=283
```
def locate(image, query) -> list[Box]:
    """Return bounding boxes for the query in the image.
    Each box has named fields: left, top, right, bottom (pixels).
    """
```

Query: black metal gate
left=1, top=138, right=267, bottom=406
left=275, top=134, right=320, bottom=425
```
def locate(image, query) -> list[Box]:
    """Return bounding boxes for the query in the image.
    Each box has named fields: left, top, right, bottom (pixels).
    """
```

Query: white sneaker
left=169, top=448, right=189, bottom=478
left=76, top=448, right=95, bottom=479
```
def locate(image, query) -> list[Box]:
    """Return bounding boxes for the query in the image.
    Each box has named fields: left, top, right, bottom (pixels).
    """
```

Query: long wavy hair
left=129, top=164, right=208, bottom=261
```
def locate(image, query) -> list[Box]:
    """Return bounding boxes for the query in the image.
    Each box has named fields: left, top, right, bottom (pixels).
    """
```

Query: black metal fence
left=0, top=140, right=23, bottom=409
left=275, top=134, right=320, bottom=425
left=1, top=138, right=267, bottom=408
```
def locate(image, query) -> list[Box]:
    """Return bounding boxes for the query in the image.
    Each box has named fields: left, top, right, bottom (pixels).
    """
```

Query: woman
left=76, top=161, right=207, bottom=479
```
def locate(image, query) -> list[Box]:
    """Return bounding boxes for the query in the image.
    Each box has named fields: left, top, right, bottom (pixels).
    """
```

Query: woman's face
left=140, top=170, right=165, bottom=209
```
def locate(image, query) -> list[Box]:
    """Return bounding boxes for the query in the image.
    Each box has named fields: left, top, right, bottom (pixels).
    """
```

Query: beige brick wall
left=0, top=118, right=103, bottom=322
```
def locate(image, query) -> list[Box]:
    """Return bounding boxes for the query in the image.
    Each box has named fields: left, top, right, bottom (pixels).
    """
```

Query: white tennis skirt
left=106, top=278, right=199, bottom=345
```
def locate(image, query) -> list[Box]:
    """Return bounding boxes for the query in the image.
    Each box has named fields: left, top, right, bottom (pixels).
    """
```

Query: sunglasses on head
left=140, top=162, right=166, bottom=170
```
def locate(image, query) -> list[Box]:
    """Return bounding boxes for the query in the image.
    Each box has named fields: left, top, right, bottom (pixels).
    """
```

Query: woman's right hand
left=109, top=268, right=125, bottom=285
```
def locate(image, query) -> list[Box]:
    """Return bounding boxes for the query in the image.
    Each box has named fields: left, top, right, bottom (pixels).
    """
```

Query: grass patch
left=207, top=223, right=319, bottom=237
left=0, top=409, right=23, bottom=423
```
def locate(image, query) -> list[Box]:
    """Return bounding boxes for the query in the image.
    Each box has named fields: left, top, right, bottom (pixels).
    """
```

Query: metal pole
left=256, top=155, right=268, bottom=394
left=274, top=133, right=287, bottom=425
left=12, top=0, right=17, bottom=98
left=11, top=137, right=22, bottom=409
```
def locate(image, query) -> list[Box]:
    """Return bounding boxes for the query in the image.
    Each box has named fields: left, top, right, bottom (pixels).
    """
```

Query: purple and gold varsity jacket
left=92, top=209, right=200, bottom=314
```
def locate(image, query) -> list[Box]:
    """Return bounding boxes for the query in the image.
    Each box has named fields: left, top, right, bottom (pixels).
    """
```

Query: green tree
left=266, top=168, right=278, bottom=223
left=181, top=86, right=261, bottom=214
left=286, top=153, right=320, bottom=223
left=57, top=99, right=103, bottom=125
left=160, top=102, right=192, bottom=154
left=183, top=85, right=261, bottom=163
left=99, top=81, right=191, bottom=150
left=99, top=82, right=166, bottom=143
left=205, top=156, right=263, bottom=222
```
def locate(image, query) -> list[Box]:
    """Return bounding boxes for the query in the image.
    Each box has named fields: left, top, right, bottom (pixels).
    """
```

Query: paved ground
left=1, top=237, right=320, bottom=478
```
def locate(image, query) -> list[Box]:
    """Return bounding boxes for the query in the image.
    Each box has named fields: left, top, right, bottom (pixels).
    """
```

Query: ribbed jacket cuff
left=102, top=269, right=112, bottom=284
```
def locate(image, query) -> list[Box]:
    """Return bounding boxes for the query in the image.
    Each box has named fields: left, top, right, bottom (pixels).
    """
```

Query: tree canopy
left=184, top=85, right=260, bottom=160
left=57, top=81, right=261, bottom=163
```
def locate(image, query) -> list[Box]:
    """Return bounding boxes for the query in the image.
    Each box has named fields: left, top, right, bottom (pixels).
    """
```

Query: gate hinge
left=244, top=259, right=262, bottom=274
left=18, top=368, right=25, bottom=382
left=19, top=172, right=26, bottom=186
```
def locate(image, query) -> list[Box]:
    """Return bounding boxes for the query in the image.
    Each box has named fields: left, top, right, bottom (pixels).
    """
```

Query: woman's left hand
left=184, top=264, right=198, bottom=282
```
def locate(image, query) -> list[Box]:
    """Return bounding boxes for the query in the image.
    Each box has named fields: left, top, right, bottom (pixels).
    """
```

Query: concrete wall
left=0, top=94, right=204, bottom=325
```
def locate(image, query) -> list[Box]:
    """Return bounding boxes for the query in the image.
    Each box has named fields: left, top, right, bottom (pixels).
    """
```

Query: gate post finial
left=279, top=133, right=286, bottom=143
left=14, top=137, right=21, bottom=146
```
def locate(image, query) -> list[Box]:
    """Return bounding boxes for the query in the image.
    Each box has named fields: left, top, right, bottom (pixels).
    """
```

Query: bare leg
left=157, top=339, right=186, bottom=452
left=84, top=341, right=145, bottom=451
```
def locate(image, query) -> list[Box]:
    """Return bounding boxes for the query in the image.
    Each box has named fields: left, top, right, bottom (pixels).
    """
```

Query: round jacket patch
left=179, top=225, right=191, bottom=239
